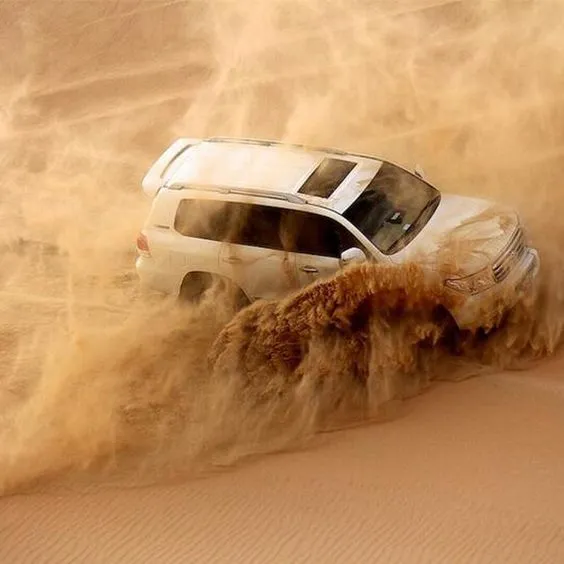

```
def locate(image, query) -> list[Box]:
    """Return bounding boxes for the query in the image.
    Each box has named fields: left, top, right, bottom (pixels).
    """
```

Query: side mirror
left=414, top=164, right=425, bottom=179
left=340, top=247, right=366, bottom=266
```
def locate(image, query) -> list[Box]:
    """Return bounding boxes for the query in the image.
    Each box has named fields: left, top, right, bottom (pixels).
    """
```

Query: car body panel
left=293, top=252, right=343, bottom=288
left=218, top=242, right=299, bottom=301
left=144, top=137, right=386, bottom=213
left=142, top=138, right=201, bottom=198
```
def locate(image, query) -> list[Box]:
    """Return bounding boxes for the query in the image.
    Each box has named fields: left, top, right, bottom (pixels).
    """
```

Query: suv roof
left=160, top=137, right=385, bottom=213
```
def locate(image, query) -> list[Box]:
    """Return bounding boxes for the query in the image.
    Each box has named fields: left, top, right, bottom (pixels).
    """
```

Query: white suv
left=136, top=136, right=540, bottom=330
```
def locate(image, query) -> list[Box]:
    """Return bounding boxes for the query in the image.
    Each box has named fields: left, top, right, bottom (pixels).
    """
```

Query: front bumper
left=449, top=247, right=540, bottom=330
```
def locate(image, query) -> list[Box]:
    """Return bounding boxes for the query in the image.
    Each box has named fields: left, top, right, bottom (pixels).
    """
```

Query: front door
left=278, top=208, right=367, bottom=288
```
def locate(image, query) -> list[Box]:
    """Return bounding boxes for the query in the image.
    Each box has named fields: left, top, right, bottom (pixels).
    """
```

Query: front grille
left=492, top=226, right=526, bottom=282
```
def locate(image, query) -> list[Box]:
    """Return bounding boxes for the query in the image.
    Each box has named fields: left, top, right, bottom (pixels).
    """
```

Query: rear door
left=218, top=202, right=300, bottom=300
left=171, top=197, right=225, bottom=278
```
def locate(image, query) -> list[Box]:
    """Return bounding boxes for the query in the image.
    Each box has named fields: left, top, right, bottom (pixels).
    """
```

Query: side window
left=238, top=205, right=284, bottom=250
left=280, top=209, right=359, bottom=258
left=174, top=199, right=361, bottom=257
left=174, top=199, right=234, bottom=241
left=175, top=199, right=285, bottom=250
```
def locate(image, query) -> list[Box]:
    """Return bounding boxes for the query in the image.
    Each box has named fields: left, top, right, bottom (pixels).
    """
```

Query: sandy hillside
left=1, top=0, right=564, bottom=562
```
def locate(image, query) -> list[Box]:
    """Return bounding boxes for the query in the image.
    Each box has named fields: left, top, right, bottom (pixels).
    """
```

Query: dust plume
left=1, top=0, right=564, bottom=493
left=0, top=262, right=467, bottom=493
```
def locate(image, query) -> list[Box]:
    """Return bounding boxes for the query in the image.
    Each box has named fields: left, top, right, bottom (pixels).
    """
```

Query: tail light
left=136, top=232, right=151, bottom=257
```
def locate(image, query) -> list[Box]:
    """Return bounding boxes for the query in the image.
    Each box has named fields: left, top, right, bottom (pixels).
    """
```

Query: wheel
left=179, top=272, right=250, bottom=312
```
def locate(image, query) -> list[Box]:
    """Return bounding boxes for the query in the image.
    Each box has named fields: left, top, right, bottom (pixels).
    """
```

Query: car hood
left=389, top=193, right=519, bottom=277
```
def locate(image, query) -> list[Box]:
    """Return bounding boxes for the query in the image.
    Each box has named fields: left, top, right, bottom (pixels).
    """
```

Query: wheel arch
left=178, top=270, right=251, bottom=304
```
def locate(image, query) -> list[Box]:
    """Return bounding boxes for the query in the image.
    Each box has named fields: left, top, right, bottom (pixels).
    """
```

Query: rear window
left=297, top=158, right=356, bottom=198
left=174, top=199, right=235, bottom=241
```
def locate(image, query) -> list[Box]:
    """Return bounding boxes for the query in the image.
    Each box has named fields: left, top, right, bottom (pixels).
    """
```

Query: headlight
left=444, top=268, right=495, bottom=295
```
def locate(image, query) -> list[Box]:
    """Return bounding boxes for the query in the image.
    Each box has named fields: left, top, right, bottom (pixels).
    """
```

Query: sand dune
left=2, top=0, right=564, bottom=562
left=2, top=372, right=564, bottom=563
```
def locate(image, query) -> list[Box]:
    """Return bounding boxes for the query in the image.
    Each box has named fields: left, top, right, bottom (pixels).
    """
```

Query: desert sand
left=1, top=0, right=564, bottom=562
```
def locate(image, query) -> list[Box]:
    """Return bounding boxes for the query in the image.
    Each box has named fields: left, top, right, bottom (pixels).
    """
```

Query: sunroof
left=297, top=158, right=356, bottom=198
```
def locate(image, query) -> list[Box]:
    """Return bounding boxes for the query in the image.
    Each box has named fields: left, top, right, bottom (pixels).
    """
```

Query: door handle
left=224, top=256, right=242, bottom=264
left=300, top=265, right=318, bottom=274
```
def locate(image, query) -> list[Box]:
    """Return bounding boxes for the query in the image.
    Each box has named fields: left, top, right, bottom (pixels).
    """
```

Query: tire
left=179, top=272, right=250, bottom=312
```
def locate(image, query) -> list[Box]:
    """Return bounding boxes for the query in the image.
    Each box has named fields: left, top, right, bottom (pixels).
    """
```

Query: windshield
left=343, top=162, right=441, bottom=255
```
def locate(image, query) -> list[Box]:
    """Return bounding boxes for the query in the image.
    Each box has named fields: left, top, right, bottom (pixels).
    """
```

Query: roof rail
left=167, top=183, right=308, bottom=205
left=207, top=136, right=275, bottom=147
left=205, top=136, right=348, bottom=157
